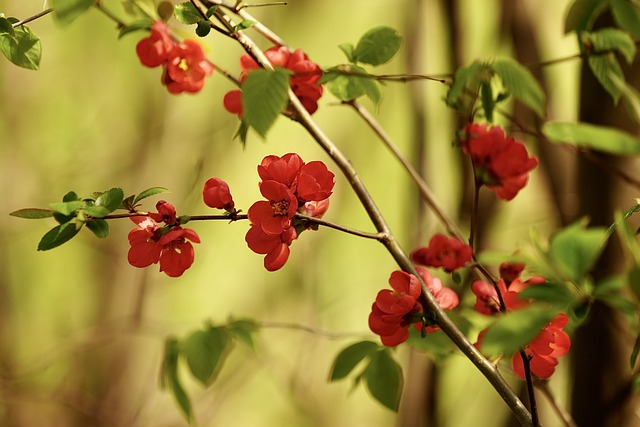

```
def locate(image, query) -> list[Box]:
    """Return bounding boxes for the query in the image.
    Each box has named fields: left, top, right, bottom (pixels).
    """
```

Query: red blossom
left=136, top=21, right=212, bottom=94
left=223, top=46, right=323, bottom=117
left=136, top=21, right=175, bottom=68
left=248, top=180, right=298, bottom=235
left=163, top=40, right=214, bottom=94
left=203, top=177, right=235, bottom=212
left=296, top=161, right=335, bottom=202
left=257, top=153, right=305, bottom=188
left=411, top=234, right=473, bottom=272
left=149, top=200, right=177, bottom=224
left=499, top=261, right=526, bottom=285
left=245, top=223, right=297, bottom=271
left=369, top=268, right=459, bottom=346
left=511, top=313, right=571, bottom=379
left=460, top=123, right=538, bottom=201
left=127, top=215, right=200, bottom=277
left=471, top=277, right=533, bottom=315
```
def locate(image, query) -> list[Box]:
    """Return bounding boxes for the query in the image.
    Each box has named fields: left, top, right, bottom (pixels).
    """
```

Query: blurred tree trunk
left=569, top=11, right=640, bottom=427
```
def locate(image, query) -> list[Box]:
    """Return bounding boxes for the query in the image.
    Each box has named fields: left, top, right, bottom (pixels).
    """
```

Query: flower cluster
left=245, top=153, right=335, bottom=271
left=411, top=233, right=473, bottom=272
left=127, top=201, right=200, bottom=277
left=369, top=267, right=459, bottom=346
left=460, top=123, right=538, bottom=201
left=472, top=263, right=570, bottom=378
left=136, top=21, right=213, bottom=94
left=223, top=46, right=324, bottom=117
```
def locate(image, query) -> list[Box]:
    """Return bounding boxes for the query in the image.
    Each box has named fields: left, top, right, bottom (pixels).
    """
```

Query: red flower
left=369, top=270, right=423, bottom=346
left=248, top=180, right=298, bottom=235
left=511, top=313, right=571, bottom=378
left=257, top=153, right=305, bottom=188
left=163, top=40, right=214, bottom=94
left=499, top=261, right=526, bottom=285
left=203, top=177, right=235, bottom=212
left=136, top=21, right=212, bottom=94
left=296, top=161, right=335, bottom=202
left=301, top=199, right=330, bottom=218
left=127, top=216, right=200, bottom=277
left=223, top=46, right=323, bottom=117
left=411, top=234, right=473, bottom=272
left=149, top=200, right=177, bottom=224
left=460, top=123, right=538, bottom=201
left=471, top=277, right=533, bottom=315
left=369, top=268, right=459, bottom=346
left=245, top=223, right=297, bottom=271
left=136, top=21, right=175, bottom=68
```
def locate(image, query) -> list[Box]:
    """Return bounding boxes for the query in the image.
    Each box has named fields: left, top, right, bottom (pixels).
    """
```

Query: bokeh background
left=1, top=0, right=636, bottom=426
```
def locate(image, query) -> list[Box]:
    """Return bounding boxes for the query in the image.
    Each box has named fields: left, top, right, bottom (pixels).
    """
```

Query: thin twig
left=259, top=321, right=370, bottom=340
left=535, top=380, right=579, bottom=427
left=11, top=8, right=53, bottom=27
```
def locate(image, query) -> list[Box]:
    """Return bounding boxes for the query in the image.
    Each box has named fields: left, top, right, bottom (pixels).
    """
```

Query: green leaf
left=160, top=337, right=193, bottom=423
left=242, top=67, right=290, bottom=137
left=609, top=72, right=640, bottom=128
left=549, top=220, right=608, bottom=282
left=352, top=26, right=402, bottom=66
left=628, top=265, right=640, bottom=303
left=583, top=28, right=636, bottom=64
left=174, top=2, right=203, bottom=25
left=481, top=305, right=557, bottom=356
left=491, top=58, right=546, bottom=117
left=118, top=19, right=153, bottom=39
left=338, top=43, right=355, bottom=62
left=227, top=319, right=258, bottom=349
left=0, top=18, right=41, bottom=70
left=206, top=6, right=218, bottom=18
left=62, top=191, right=79, bottom=202
left=480, top=81, right=494, bottom=122
left=133, top=187, right=170, bottom=205
left=233, top=19, right=255, bottom=32
left=363, top=349, right=403, bottom=412
left=631, top=334, right=640, bottom=370
left=565, top=0, right=608, bottom=33
left=51, top=0, right=94, bottom=26
left=182, top=327, right=232, bottom=387
left=86, top=219, right=109, bottom=238
left=9, top=208, right=54, bottom=219
left=517, top=282, right=577, bottom=308
left=445, top=61, right=485, bottom=108
left=614, top=210, right=640, bottom=264
left=37, top=222, right=81, bottom=251
left=95, top=188, right=124, bottom=213
left=543, top=121, right=640, bottom=154
left=587, top=52, right=625, bottom=102
left=234, top=120, right=250, bottom=148
left=612, top=0, right=640, bottom=38
left=81, top=205, right=111, bottom=218
left=49, top=201, right=84, bottom=215
left=196, top=21, right=211, bottom=37
left=326, top=64, right=380, bottom=103
left=329, top=341, right=378, bottom=382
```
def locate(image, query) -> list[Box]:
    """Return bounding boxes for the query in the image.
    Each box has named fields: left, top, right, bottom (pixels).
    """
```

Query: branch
left=11, top=8, right=53, bottom=27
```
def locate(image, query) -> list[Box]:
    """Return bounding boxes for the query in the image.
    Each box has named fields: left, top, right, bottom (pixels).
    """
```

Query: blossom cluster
left=460, top=123, right=538, bottom=201
left=127, top=201, right=200, bottom=277
left=368, top=267, right=459, bottom=346
left=224, top=46, right=324, bottom=117
left=245, top=153, right=334, bottom=271
left=472, top=263, right=571, bottom=378
left=136, top=21, right=213, bottom=94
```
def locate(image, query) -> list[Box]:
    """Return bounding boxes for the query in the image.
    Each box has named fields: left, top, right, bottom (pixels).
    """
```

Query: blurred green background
left=0, top=1, right=586, bottom=426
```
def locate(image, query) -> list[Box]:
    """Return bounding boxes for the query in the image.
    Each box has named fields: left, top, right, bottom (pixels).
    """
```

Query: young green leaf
left=612, top=0, right=640, bottom=38
left=549, top=220, right=608, bottom=282
left=86, top=219, right=109, bottom=238
left=480, top=305, right=557, bottom=357
left=564, top=0, right=608, bottom=33
left=227, top=319, right=259, bottom=349
left=631, top=334, right=640, bottom=370
left=326, top=64, right=380, bottom=104
left=491, top=58, right=546, bottom=117
left=586, top=51, right=624, bottom=102
left=329, top=341, right=378, bottom=382
left=62, top=191, right=79, bottom=202
left=118, top=19, right=153, bottom=39
left=609, top=72, right=640, bottom=128
left=37, top=222, right=81, bottom=251
left=363, top=349, right=403, bottom=412
left=352, top=26, right=402, bottom=66
left=182, top=327, right=232, bottom=387
left=233, top=20, right=255, bottom=33
left=517, top=282, right=577, bottom=308
left=51, top=0, right=95, bottom=26
left=543, top=121, right=640, bottom=154
left=242, top=67, right=290, bottom=137
left=160, top=337, right=193, bottom=423
left=0, top=18, right=41, bottom=70
left=174, top=2, right=203, bottom=25
left=196, top=21, right=212, bottom=37
left=338, top=43, right=355, bottom=63
left=9, top=208, right=54, bottom=219
left=445, top=61, right=485, bottom=109
left=49, top=201, right=84, bottom=216
left=133, top=187, right=170, bottom=205
left=583, top=28, right=636, bottom=64
left=480, top=81, right=494, bottom=122
left=95, top=188, right=124, bottom=213
left=81, top=205, right=111, bottom=218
